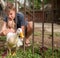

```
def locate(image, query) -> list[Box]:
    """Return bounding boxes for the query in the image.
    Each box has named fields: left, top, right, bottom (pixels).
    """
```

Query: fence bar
left=55, top=1, right=58, bottom=58
left=41, top=0, right=44, bottom=48
left=15, top=0, right=18, bottom=30
left=32, top=0, right=34, bottom=55
left=51, top=0, right=54, bottom=56
left=23, top=0, right=26, bottom=52
left=41, top=0, right=45, bottom=58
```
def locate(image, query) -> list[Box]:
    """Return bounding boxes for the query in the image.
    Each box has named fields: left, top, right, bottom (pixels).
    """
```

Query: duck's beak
left=20, top=32, right=24, bottom=38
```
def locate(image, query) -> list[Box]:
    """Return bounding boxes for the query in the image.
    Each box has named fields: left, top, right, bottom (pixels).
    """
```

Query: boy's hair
left=5, top=2, right=15, bottom=12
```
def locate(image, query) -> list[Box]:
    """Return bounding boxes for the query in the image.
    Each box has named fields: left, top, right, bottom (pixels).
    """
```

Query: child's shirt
left=3, top=12, right=28, bottom=28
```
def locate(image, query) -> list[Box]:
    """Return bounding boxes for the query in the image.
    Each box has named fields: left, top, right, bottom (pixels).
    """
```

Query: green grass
left=0, top=36, right=6, bottom=40
left=34, top=32, right=41, bottom=36
left=0, top=46, right=60, bottom=58
left=34, top=31, right=60, bottom=38
left=54, top=32, right=60, bottom=37
left=0, top=36, right=60, bottom=58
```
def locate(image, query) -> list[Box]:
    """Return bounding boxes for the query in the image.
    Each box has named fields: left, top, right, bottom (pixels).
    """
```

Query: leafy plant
left=30, top=0, right=49, bottom=9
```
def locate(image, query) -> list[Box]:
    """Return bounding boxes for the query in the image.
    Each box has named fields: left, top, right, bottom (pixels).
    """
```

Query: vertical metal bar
left=6, top=0, right=8, bottom=30
left=41, top=0, right=45, bottom=58
left=55, top=0, right=57, bottom=10
left=55, top=1, right=58, bottom=58
left=51, top=0, right=54, bottom=57
left=42, top=0, right=44, bottom=48
left=24, top=0, right=26, bottom=52
left=15, top=0, right=17, bottom=30
left=55, top=0, right=58, bottom=24
left=51, top=0, right=54, bottom=58
left=32, top=0, right=34, bottom=55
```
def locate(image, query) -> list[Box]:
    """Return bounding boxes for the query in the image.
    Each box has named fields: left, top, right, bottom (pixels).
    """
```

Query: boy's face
left=7, top=10, right=15, bottom=20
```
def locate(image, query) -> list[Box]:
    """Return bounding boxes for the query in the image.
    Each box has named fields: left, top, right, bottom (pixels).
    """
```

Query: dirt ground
left=34, top=23, right=60, bottom=49
left=0, top=17, right=60, bottom=49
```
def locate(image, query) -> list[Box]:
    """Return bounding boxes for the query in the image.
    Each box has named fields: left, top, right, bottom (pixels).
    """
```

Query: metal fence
left=0, top=0, right=60, bottom=58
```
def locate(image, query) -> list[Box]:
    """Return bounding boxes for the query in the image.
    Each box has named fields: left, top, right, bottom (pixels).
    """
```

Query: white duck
left=6, top=28, right=24, bottom=56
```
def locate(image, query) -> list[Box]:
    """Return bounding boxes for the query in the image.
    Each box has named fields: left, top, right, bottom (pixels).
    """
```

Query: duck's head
left=16, top=28, right=24, bottom=38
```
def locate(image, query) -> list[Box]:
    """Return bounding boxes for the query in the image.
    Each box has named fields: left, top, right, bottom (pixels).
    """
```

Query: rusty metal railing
left=0, top=0, right=60, bottom=58
left=41, top=0, right=45, bottom=58
left=32, top=0, right=35, bottom=55
left=24, top=0, right=26, bottom=52
left=51, top=0, right=54, bottom=57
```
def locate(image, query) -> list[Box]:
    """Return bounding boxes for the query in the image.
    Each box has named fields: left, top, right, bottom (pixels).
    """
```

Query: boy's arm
left=2, top=22, right=7, bottom=31
left=21, top=26, right=25, bottom=32
left=0, top=21, right=7, bottom=36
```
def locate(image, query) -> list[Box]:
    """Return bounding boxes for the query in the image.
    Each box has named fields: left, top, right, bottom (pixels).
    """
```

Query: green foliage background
left=8, top=0, right=49, bottom=9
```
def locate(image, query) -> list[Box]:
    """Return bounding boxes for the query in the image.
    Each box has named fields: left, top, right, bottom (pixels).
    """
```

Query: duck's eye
left=19, top=35, right=20, bottom=37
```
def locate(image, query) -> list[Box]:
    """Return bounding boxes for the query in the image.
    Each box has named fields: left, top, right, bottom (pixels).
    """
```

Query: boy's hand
left=2, top=29, right=9, bottom=35
left=2, top=28, right=15, bottom=35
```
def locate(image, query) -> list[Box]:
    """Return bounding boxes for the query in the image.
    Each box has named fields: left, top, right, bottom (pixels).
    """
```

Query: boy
left=0, top=2, right=33, bottom=46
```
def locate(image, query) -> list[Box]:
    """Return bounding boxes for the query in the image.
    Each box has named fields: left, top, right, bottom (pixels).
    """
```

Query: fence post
left=24, top=0, right=26, bottom=52
left=41, top=0, right=45, bottom=58
left=32, top=0, right=34, bottom=56
left=51, top=0, right=54, bottom=57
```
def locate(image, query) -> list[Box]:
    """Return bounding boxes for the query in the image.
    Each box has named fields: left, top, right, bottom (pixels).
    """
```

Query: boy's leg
left=25, top=21, right=33, bottom=45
